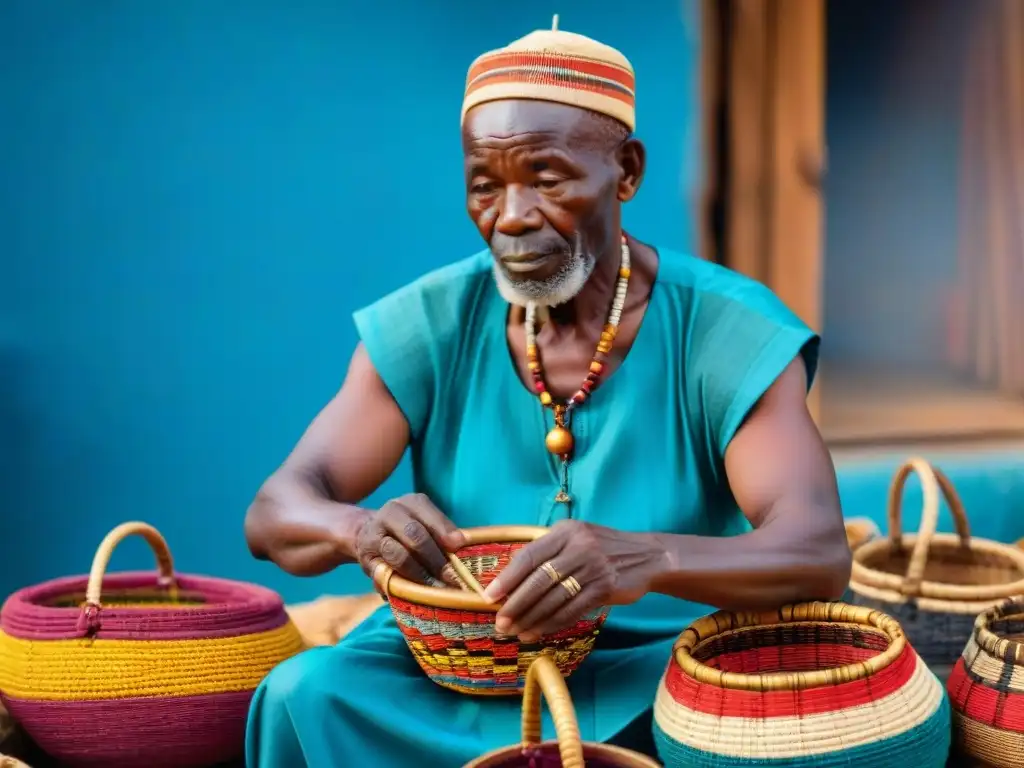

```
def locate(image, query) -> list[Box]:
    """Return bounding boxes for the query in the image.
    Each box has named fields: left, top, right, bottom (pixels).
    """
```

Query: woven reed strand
left=3, top=689, right=254, bottom=768
left=953, top=710, right=1024, bottom=768
left=0, top=622, right=303, bottom=699
left=1, top=572, right=289, bottom=641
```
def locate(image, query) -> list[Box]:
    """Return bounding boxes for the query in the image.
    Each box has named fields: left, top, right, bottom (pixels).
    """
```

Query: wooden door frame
left=698, top=0, right=826, bottom=422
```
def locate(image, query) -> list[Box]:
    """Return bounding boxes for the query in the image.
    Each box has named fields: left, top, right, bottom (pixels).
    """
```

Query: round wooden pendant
left=545, top=426, right=574, bottom=456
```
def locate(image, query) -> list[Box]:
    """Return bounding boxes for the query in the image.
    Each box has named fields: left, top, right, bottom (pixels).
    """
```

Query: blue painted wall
left=0, top=1, right=700, bottom=602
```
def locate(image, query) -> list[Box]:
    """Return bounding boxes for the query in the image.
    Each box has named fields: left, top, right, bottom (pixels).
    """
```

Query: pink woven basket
left=0, top=521, right=303, bottom=768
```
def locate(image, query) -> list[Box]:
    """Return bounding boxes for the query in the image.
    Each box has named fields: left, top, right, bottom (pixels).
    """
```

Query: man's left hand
left=482, top=520, right=667, bottom=642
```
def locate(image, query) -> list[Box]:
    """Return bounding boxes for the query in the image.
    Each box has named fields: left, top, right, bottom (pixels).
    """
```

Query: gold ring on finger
left=541, top=561, right=561, bottom=583
left=560, top=576, right=582, bottom=598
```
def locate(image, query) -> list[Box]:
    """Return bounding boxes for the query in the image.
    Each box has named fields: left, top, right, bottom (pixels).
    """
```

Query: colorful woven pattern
left=948, top=597, right=1024, bottom=766
left=0, top=523, right=303, bottom=768
left=384, top=535, right=607, bottom=695
left=462, top=24, right=636, bottom=131
left=653, top=602, right=951, bottom=767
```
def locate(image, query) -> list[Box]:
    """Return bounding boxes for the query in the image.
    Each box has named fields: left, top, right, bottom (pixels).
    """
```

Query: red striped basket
left=373, top=525, right=607, bottom=695
left=0, top=522, right=304, bottom=768
left=948, top=596, right=1024, bottom=766
left=653, top=602, right=951, bottom=767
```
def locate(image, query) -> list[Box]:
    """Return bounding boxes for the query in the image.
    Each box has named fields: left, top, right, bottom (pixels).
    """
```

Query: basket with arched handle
left=373, top=525, right=608, bottom=696
left=465, top=653, right=659, bottom=767
left=947, top=596, right=1024, bottom=766
left=0, top=521, right=303, bottom=768
left=653, top=602, right=951, bottom=767
left=847, top=457, right=1024, bottom=674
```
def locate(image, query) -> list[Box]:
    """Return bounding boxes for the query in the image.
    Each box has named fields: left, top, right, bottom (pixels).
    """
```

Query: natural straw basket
left=653, top=602, right=951, bottom=767
left=948, top=596, right=1024, bottom=767
left=373, top=525, right=607, bottom=695
left=0, top=522, right=304, bottom=768
left=465, top=653, right=660, bottom=768
left=848, top=458, right=1024, bottom=675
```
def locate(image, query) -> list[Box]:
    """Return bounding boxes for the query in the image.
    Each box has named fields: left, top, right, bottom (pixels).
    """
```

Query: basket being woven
left=653, top=602, right=951, bottom=767
left=374, top=525, right=607, bottom=695
left=465, top=653, right=659, bottom=768
left=0, top=522, right=304, bottom=768
left=848, top=458, right=1024, bottom=675
left=948, top=597, right=1024, bottom=767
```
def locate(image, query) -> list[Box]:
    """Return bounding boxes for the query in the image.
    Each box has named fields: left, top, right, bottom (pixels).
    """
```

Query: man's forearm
left=643, top=521, right=852, bottom=611
left=244, top=471, right=372, bottom=577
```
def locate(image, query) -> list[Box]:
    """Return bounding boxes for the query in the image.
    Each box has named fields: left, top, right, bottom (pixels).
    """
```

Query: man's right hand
left=356, top=494, right=467, bottom=588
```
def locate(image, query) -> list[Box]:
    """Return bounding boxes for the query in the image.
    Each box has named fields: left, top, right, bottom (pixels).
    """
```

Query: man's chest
left=414, top=351, right=728, bottom=537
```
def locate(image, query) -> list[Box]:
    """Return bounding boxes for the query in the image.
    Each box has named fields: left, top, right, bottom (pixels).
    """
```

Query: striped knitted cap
left=462, top=16, right=636, bottom=132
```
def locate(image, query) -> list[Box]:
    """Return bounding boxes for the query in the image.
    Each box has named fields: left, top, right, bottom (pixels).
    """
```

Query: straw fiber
left=375, top=526, right=607, bottom=695
left=652, top=602, right=951, bottom=767
left=948, top=597, right=1024, bottom=766
left=848, top=458, right=1024, bottom=672
left=0, top=522, right=302, bottom=767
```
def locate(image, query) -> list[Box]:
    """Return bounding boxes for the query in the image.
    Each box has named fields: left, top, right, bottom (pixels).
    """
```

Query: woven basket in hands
left=465, top=653, right=659, bottom=768
left=848, top=457, right=1024, bottom=675
left=948, top=597, right=1024, bottom=767
left=373, top=525, right=607, bottom=695
left=0, top=522, right=304, bottom=768
left=653, top=602, right=951, bottom=767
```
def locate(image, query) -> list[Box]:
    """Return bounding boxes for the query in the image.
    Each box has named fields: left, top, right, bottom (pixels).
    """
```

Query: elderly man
left=243, top=21, right=851, bottom=767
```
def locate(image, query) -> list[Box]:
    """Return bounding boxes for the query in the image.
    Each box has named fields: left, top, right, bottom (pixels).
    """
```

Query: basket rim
left=1, top=571, right=287, bottom=640
left=671, top=602, right=906, bottom=692
left=974, top=596, right=1024, bottom=660
left=851, top=532, right=1024, bottom=601
left=382, top=525, right=549, bottom=612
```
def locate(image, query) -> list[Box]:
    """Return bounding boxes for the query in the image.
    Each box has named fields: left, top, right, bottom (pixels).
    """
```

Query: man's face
left=462, top=100, right=630, bottom=307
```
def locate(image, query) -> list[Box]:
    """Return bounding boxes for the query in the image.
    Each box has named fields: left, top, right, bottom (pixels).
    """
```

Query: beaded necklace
left=524, top=235, right=631, bottom=505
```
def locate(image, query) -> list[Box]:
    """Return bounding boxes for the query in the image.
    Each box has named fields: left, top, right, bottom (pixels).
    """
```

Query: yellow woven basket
left=0, top=521, right=304, bottom=767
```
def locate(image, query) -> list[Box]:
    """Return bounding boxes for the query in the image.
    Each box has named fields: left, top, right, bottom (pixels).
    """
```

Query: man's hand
left=482, top=520, right=665, bottom=642
left=356, top=494, right=467, bottom=588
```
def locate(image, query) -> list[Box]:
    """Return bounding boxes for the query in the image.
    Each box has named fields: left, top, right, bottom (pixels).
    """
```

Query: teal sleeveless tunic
left=245, top=248, right=818, bottom=766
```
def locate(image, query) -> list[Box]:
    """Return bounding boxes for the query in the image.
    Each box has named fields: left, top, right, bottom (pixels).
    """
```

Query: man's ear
left=616, top=138, right=646, bottom=202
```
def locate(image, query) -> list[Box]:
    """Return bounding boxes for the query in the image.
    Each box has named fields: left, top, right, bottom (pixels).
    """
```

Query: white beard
left=491, top=250, right=595, bottom=308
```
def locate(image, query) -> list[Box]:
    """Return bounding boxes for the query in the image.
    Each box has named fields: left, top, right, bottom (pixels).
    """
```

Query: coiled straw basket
left=652, top=602, right=951, bottom=767
left=465, top=653, right=660, bottom=768
left=373, top=525, right=607, bottom=695
left=0, top=522, right=304, bottom=768
left=948, top=596, right=1024, bottom=766
left=848, top=458, right=1024, bottom=676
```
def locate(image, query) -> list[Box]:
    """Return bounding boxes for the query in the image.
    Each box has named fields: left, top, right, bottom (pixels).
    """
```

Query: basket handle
left=79, top=522, right=177, bottom=629
left=887, top=458, right=972, bottom=593
left=521, top=654, right=584, bottom=768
